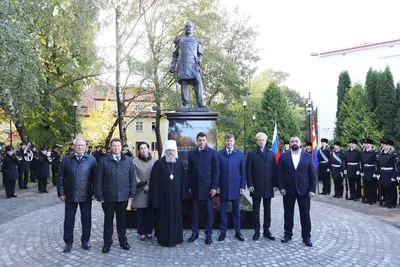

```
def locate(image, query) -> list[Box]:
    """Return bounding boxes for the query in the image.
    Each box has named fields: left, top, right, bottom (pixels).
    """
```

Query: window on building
left=151, top=142, right=158, bottom=151
left=151, top=122, right=156, bottom=131
left=135, top=121, right=143, bottom=131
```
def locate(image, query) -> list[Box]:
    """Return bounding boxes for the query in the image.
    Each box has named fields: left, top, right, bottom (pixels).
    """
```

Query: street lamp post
left=73, top=100, right=78, bottom=139
left=242, top=99, right=247, bottom=154
left=306, top=91, right=313, bottom=142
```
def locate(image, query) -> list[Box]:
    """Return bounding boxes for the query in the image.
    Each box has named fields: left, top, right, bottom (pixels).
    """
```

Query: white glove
left=397, top=177, right=400, bottom=182
left=391, top=178, right=396, bottom=182
left=327, top=169, right=330, bottom=172
left=373, top=174, right=376, bottom=178
left=248, top=186, right=255, bottom=193
left=376, top=175, right=380, bottom=180
left=344, top=170, right=347, bottom=175
left=356, top=171, right=360, bottom=175
left=136, top=177, right=141, bottom=183
left=309, top=192, right=315, bottom=198
left=144, top=185, right=149, bottom=191
left=217, top=188, right=220, bottom=194
left=340, top=172, right=343, bottom=178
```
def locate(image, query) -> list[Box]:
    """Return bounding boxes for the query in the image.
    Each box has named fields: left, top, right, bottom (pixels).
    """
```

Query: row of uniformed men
left=316, top=138, right=399, bottom=209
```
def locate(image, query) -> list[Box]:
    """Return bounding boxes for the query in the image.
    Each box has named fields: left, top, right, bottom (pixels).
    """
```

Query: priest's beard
left=166, top=154, right=176, bottom=163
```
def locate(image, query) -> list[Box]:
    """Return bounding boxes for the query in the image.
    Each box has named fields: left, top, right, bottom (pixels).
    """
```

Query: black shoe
left=252, top=233, right=260, bottom=241
left=303, top=238, right=313, bottom=247
left=205, top=235, right=212, bottom=245
left=11, top=195, right=17, bottom=197
left=369, top=202, right=374, bottom=205
left=81, top=243, right=90, bottom=250
left=281, top=236, right=292, bottom=243
left=332, top=195, right=337, bottom=198
left=235, top=233, right=244, bottom=241
left=188, top=233, right=199, bottom=243
left=23, top=187, right=29, bottom=189
left=6, top=196, right=11, bottom=199
left=263, top=231, right=275, bottom=241
left=383, top=203, right=389, bottom=207
left=63, top=243, right=72, bottom=253
left=218, top=233, right=226, bottom=242
left=120, top=242, right=130, bottom=250
left=102, top=244, right=111, bottom=253
left=353, top=198, right=359, bottom=201
left=346, top=197, right=354, bottom=200
left=44, top=191, right=49, bottom=193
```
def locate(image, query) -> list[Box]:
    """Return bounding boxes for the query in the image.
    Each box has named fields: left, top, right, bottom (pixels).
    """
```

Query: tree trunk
left=105, top=117, right=120, bottom=148
left=5, top=89, right=29, bottom=144
left=115, top=4, right=127, bottom=145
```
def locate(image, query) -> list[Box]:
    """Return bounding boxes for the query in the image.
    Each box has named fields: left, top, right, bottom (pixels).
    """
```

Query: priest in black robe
left=148, top=140, right=184, bottom=247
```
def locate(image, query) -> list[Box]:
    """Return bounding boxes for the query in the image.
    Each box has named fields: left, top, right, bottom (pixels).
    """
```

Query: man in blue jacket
left=188, top=132, right=219, bottom=245
left=217, top=134, right=246, bottom=242
left=277, top=136, right=316, bottom=247
left=58, top=138, right=97, bottom=253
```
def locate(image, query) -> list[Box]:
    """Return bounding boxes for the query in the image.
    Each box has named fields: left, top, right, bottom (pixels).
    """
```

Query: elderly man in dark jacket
left=188, top=132, right=219, bottom=245
left=57, top=138, right=97, bottom=253
left=246, top=132, right=277, bottom=241
left=96, top=138, right=136, bottom=253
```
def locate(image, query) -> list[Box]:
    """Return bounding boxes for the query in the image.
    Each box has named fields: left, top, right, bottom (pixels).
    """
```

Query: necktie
left=77, top=155, right=82, bottom=161
left=228, top=149, right=231, bottom=155
left=116, top=156, right=120, bottom=161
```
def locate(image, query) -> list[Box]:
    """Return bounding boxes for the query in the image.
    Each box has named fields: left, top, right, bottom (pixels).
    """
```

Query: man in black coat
left=58, top=138, right=97, bottom=253
left=2, top=146, right=19, bottom=198
left=246, top=132, right=276, bottom=241
left=345, top=139, right=362, bottom=201
left=318, top=138, right=331, bottom=195
left=16, top=142, right=30, bottom=189
left=30, top=145, right=38, bottom=182
left=51, top=145, right=62, bottom=186
left=96, top=138, right=136, bottom=253
left=37, top=146, right=51, bottom=193
left=187, top=132, right=219, bottom=245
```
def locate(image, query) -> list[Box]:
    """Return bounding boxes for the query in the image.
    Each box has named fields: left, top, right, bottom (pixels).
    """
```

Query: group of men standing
left=317, top=137, right=400, bottom=208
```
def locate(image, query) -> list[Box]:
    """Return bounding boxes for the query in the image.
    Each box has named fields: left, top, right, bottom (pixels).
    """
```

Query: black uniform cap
left=321, top=138, right=328, bottom=143
left=5, top=146, right=14, bottom=151
left=383, top=139, right=394, bottom=146
left=306, top=142, right=312, bottom=146
left=41, top=146, right=48, bottom=151
left=349, top=139, right=358, bottom=144
left=362, top=138, right=373, bottom=144
left=334, top=141, right=342, bottom=147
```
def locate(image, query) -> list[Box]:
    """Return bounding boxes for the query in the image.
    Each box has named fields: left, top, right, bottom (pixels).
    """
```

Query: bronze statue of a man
left=170, top=21, right=205, bottom=108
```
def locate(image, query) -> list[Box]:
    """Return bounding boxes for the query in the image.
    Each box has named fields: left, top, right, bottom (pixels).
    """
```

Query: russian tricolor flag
left=311, top=120, right=318, bottom=170
left=271, top=122, right=280, bottom=163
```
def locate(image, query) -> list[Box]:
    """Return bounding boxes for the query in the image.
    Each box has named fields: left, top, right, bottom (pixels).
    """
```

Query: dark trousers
left=5, top=180, right=16, bottom=197
left=38, top=177, right=48, bottom=192
left=192, top=199, right=214, bottom=236
left=220, top=198, right=240, bottom=234
left=384, top=186, right=397, bottom=206
left=283, top=193, right=311, bottom=239
left=18, top=170, right=29, bottom=189
left=52, top=170, right=58, bottom=186
left=333, top=178, right=343, bottom=197
left=320, top=171, right=331, bottom=194
left=348, top=177, right=361, bottom=199
left=365, top=180, right=377, bottom=204
left=137, top=208, right=152, bottom=235
left=63, top=201, right=92, bottom=245
left=252, top=197, right=271, bottom=234
left=101, top=201, right=128, bottom=245
left=30, top=167, right=37, bottom=182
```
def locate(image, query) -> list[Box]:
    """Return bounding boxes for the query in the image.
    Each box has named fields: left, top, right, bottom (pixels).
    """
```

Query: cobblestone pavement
left=0, top=182, right=400, bottom=267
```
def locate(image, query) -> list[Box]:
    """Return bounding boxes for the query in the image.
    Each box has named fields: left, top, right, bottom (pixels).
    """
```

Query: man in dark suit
left=217, top=134, right=246, bottom=242
left=246, top=132, right=277, bottom=241
left=277, top=136, right=316, bottom=247
left=187, top=132, right=219, bottom=245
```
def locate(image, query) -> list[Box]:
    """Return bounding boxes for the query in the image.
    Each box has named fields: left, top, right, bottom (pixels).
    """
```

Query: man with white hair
left=148, top=140, right=184, bottom=247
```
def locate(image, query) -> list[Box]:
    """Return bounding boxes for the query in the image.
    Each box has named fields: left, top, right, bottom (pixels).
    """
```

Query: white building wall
left=311, top=41, right=400, bottom=140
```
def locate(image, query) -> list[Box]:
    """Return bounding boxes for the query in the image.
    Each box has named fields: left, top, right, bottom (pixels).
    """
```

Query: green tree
left=334, top=71, right=351, bottom=138
left=365, top=68, right=379, bottom=112
left=375, top=67, right=397, bottom=139
left=247, top=82, right=300, bottom=149
left=339, top=83, right=383, bottom=144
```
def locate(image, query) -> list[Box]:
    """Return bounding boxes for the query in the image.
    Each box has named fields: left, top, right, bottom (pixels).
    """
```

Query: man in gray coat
left=58, top=138, right=97, bottom=253
left=96, top=138, right=136, bottom=253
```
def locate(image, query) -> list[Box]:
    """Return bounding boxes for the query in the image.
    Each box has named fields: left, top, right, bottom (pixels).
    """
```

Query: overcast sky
left=219, top=0, right=400, bottom=97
